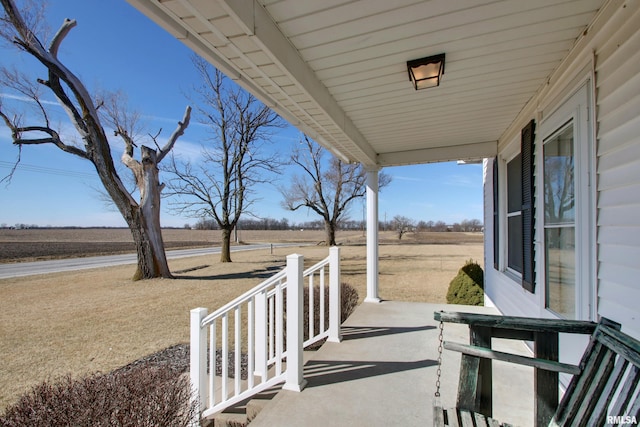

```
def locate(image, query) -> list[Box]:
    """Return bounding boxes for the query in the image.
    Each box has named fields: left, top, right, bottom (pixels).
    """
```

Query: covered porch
left=124, top=0, right=616, bottom=310
left=124, top=0, right=640, bottom=425
left=244, top=301, right=534, bottom=427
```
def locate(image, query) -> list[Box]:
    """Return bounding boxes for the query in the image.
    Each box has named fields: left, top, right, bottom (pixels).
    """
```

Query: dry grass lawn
left=0, top=230, right=483, bottom=411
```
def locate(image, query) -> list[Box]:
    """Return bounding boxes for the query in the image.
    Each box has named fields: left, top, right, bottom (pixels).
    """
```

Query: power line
left=0, top=161, right=96, bottom=179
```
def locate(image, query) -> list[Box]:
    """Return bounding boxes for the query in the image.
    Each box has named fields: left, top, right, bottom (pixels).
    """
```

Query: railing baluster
left=210, top=322, right=216, bottom=407
left=269, top=294, right=275, bottom=361
left=309, top=272, right=314, bottom=339
left=255, top=291, right=267, bottom=383
left=248, top=297, right=255, bottom=389
left=320, top=266, right=325, bottom=333
left=222, top=313, right=228, bottom=401
left=234, top=307, right=241, bottom=395
left=275, top=281, right=283, bottom=375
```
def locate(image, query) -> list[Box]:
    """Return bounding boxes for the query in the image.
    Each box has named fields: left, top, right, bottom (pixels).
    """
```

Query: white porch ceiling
left=127, top=0, right=607, bottom=167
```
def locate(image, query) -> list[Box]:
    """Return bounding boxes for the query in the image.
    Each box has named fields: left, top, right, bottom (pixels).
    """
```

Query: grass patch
left=0, top=231, right=483, bottom=411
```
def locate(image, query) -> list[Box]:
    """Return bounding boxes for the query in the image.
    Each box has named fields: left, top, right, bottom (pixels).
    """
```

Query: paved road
left=0, top=243, right=303, bottom=279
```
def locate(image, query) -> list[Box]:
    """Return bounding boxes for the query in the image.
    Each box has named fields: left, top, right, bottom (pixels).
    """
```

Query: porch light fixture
left=407, top=53, right=445, bottom=90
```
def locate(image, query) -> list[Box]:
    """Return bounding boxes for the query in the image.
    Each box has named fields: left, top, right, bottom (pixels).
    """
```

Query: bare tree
left=459, top=218, right=483, bottom=232
left=0, top=1, right=190, bottom=280
left=392, top=215, right=414, bottom=240
left=164, top=57, right=283, bottom=262
left=432, top=221, right=448, bottom=232
left=282, top=136, right=391, bottom=246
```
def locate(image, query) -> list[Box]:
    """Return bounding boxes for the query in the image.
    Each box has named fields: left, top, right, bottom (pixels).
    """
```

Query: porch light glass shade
left=407, top=54, right=445, bottom=90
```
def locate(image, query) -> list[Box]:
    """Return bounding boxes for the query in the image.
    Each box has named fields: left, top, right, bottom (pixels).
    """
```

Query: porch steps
left=210, top=386, right=282, bottom=427
left=206, top=350, right=315, bottom=427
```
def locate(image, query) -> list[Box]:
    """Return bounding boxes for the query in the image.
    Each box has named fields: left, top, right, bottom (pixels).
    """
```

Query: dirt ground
left=0, top=228, right=482, bottom=262
left=0, top=229, right=483, bottom=411
left=0, top=228, right=320, bottom=262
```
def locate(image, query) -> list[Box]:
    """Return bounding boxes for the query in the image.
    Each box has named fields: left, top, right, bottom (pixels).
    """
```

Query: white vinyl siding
left=485, top=0, right=640, bottom=341
left=595, top=5, right=640, bottom=340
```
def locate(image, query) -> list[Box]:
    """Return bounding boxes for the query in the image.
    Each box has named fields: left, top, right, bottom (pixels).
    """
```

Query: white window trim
left=499, top=139, right=523, bottom=282
left=537, top=80, right=595, bottom=321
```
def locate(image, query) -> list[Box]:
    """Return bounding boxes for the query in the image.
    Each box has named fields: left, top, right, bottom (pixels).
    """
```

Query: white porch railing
left=190, top=247, right=342, bottom=420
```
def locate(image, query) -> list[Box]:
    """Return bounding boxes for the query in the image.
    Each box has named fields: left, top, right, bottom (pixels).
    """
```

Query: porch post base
left=283, top=379, right=308, bottom=393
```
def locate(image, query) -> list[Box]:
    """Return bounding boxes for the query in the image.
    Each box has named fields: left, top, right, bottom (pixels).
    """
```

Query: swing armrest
left=442, top=341, right=581, bottom=374
left=434, top=311, right=598, bottom=338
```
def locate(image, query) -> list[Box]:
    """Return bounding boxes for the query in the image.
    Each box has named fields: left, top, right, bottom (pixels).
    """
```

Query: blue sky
left=0, top=0, right=483, bottom=228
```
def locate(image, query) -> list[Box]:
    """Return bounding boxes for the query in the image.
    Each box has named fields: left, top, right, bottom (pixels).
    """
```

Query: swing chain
left=435, top=318, right=444, bottom=398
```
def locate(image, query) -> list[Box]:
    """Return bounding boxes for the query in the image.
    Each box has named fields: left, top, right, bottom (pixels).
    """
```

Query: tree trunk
left=103, top=187, right=170, bottom=281
left=118, top=146, right=173, bottom=280
left=91, top=151, right=170, bottom=280
left=325, top=221, right=337, bottom=246
left=133, top=146, right=172, bottom=279
left=128, top=211, right=172, bottom=281
left=220, top=227, right=233, bottom=262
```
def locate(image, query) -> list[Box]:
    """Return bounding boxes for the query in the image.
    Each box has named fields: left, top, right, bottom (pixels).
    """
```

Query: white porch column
left=365, top=168, right=380, bottom=303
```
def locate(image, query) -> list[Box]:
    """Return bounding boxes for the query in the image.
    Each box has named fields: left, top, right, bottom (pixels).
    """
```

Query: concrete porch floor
left=249, top=301, right=535, bottom=427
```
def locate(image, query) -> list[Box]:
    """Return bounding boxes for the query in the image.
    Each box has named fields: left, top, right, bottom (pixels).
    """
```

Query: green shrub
left=0, top=363, right=196, bottom=427
left=446, top=259, right=484, bottom=306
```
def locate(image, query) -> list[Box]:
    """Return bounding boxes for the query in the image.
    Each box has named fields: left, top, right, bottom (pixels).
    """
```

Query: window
left=544, top=123, right=576, bottom=318
left=502, top=119, right=535, bottom=294
left=495, top=81, right=592, bottom=320
left=506, top=154, right=523, bottom=274
left=539, top=81, right=593, bottom=320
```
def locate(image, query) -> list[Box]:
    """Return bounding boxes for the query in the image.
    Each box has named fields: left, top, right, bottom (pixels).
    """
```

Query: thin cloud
left=141, top=113, right=208, bottom=128
left=169, top=139, right=206, bottom=162
left=0, top=92, right=60, bottom=106
left=444, top=173, right=480, bottom=188
left=1, top=93, right=207, bottom=131
left=392, top=175, right=424, bottom=182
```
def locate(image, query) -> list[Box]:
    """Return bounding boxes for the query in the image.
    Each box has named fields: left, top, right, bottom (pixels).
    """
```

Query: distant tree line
left=383, top=216, right=484, bottom=240
left=414, top=218, right=483, bottom=232
left=0, top=224, right=197, bottom=230
left=2, top=224, right=40, bottom=230
left=192, top=217, right=291, bottom=231
left=3, top=217, right=483, bottom=233
left=189, top=217, right=483, bottom=233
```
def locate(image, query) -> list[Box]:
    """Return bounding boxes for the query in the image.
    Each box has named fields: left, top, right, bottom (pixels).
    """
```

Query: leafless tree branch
left=166, top=57, right=283, bottom=261
left=281, top=135, right=391, bottom=245
left=47, top=17, right=74, bottom=58
left=157, top=106, right=191, bottom=163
